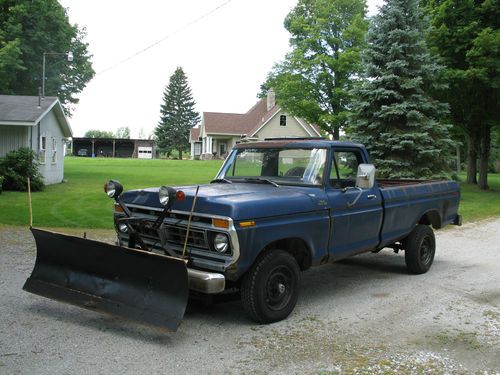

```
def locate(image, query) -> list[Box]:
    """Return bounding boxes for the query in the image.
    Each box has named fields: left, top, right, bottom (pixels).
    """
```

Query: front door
left=219, top=143, right=227, bottom=157
left=326, top=148, right=383, bottom=259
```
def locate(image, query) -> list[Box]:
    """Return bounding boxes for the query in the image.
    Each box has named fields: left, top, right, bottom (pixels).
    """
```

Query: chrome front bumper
left=187, top=268, right=225, bottom=294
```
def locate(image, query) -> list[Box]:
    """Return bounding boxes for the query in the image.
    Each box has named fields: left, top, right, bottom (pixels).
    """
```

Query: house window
left=40, top=136, right=46, bottom=163
left=280, top=115, right=287, bottom=126
left=51, top=138, right=57, bottom=163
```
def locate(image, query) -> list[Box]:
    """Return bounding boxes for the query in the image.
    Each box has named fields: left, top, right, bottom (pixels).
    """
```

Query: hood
left=120, top=183, right=328, bottom=221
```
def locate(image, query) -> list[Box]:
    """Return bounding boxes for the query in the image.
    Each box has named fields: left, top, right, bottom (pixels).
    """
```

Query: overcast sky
left=59, top=0, right=383, bottom=138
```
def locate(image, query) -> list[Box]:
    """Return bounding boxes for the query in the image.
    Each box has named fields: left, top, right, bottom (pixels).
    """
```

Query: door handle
left=367, top=194, right=377, bottom=200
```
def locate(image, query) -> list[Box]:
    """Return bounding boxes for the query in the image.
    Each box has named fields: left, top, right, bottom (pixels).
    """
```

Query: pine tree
left=155, top=67, right=200, bottom=159
left=348, top=0, right=454, bottom=179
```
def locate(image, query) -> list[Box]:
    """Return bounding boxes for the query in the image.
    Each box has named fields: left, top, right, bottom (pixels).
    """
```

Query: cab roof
left=234, top=137, right=363, bottom=149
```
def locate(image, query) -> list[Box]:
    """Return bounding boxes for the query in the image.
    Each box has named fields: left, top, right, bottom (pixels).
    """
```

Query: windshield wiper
left=210, top=178, right=233, bottom=184
left=243, top=177, right=279, bottom=187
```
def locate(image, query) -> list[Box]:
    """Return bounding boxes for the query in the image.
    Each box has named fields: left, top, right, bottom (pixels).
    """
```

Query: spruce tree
left=348, top=0, right=454, bottom=179
left=155, top=67, right=200, bottom=159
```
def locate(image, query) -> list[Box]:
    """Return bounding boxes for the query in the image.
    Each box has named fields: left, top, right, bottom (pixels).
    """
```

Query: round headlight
left=159, top=186, right=170, bottom=206
left=214, top=233, right=229, bottom=253
left=104, top=180, right=123, bottom=198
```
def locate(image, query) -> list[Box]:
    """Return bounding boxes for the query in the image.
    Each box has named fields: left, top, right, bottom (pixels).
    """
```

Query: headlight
left=214, top=233, right=229, bottom=253
left=104, top=180, right=123, bottom=199
left=159, top=186, right=171, bottom=206
left=118, top=223, right=128, bottom=233
left=159, top=185, right=177, bottom=207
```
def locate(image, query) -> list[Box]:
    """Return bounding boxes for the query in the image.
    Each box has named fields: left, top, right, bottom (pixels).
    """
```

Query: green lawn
left=0, top=157, right=498, bottom=228
left=0, top=157, right=223, bottom=228
left=457, top=173, right=500, bottom=222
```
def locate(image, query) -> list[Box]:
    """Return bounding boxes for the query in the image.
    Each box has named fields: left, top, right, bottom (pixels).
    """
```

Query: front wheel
left=404, top=225, right=436, bottom=274
left=241, top=250, right=300, bottom=323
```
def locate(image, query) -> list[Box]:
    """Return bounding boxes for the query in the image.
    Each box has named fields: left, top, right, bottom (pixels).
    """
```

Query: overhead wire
left=96, top=0, right=234, bottom=75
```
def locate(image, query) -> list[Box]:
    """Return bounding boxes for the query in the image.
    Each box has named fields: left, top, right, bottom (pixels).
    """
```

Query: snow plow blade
left=23, top=228, right=189, bottom=331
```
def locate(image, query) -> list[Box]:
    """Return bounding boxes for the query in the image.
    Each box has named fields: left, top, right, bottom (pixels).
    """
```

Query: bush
left=0, top=148, right=44, bottom=191
left=0, top=175, right=3, bottom=194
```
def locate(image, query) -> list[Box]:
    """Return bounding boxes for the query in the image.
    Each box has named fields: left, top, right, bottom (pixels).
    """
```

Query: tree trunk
left=478, top=124, right=491, bottom=190
left=333, top=126, right=340, bottom=141
left=466, top=133, right=477, bottom=184
left=178, top=150, right=183, bottom=160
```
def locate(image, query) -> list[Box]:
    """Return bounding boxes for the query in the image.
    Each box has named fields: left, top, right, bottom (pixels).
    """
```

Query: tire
left=241, top=250, right=301, bottom=324
left=404, top=224, right=436, bottom=274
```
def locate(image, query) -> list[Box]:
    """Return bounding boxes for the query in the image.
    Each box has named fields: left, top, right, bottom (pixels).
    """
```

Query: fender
left=227, top=209, right=330, bottom=280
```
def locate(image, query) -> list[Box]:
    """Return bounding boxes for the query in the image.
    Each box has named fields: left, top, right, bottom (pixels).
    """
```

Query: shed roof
left=0, top=95, right=72, bottom=137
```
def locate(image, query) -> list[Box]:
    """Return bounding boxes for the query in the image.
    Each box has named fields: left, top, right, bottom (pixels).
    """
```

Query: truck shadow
left=23, top=250, right=445, bottom=342
left=25, top=302, right=179, bottom=344
left=186, top=250, right=435, bottom=322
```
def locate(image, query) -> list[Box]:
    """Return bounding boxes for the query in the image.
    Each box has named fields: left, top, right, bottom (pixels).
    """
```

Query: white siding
left=38, top=110, right=66, bottom=184
left=0, top=126, right=30, bottom=157
left=254, top=112, right=313, bottom=139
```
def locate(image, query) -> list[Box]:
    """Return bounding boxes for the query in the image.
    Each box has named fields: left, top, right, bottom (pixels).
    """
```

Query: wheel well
left=418, top=211, right=441, bottom=229
left=262, top=238, right=312, bottom=271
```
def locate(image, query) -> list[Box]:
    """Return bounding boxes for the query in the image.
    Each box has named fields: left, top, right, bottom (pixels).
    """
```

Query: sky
left=59, top=0, right=383, bottom=138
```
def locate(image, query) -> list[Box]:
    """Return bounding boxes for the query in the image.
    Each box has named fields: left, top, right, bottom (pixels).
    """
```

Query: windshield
left=217, top=148, right=327, bottom=186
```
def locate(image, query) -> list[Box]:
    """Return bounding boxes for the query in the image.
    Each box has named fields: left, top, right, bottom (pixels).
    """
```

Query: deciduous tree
left=115, top=126, right=130, bottom=139
left=348, top=0, right=454, bottom=179
left=0, top=0, right=94, bottom=114
left=423, top=0, right=499, bottom=189
left=155, top=67, right=199, bottom=160
left=262, top=0, right=368, bottom=139
left=84, top=130, right=114, bottom=138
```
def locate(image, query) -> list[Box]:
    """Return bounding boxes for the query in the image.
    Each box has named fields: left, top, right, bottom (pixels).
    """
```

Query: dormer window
left=280, top=115, right=287, bottom=126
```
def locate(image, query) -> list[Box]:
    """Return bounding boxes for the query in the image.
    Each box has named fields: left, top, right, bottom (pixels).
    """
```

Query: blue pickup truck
left=24, top=138, right=461, bottom=330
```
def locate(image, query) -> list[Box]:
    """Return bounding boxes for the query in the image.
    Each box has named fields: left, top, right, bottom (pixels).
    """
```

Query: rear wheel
left=241, top=250, right=300, bottom=323
left=404, top=225, right=436, bottom=274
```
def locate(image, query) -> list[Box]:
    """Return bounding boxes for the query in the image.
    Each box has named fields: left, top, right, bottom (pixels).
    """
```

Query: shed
left=0, top=95, right=72, bottom=185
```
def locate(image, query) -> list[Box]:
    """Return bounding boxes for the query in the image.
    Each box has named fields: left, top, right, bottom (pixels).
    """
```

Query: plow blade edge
left=23, top=228, right=189, bottom=331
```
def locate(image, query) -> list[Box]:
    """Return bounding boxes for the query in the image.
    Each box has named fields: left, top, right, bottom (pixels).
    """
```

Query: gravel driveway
left=1, top=219, right=499, bottom=374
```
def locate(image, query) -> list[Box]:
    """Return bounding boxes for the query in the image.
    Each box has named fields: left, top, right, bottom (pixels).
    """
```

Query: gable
left=251, top=110, right=320, bottom=139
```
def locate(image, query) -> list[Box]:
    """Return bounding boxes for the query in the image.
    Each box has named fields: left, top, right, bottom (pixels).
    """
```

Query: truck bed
left=378, top=179, right=460, bottom=249
left=377, top=179, right=439, bottom=188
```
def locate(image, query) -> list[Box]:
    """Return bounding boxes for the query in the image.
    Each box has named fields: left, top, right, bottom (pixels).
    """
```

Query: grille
left=164, top=225, right=208, bottom=249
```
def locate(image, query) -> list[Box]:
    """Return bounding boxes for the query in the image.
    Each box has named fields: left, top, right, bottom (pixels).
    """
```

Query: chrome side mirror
left=356, top=164, right=376, bottom=189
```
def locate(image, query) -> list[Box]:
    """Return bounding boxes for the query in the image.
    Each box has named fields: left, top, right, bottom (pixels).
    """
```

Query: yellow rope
left=27, top=177, right=33, bottom=228
left=182, top=186, right=200, bottom=259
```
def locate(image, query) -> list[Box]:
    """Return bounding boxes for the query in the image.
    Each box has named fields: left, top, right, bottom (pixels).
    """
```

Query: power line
left=97, top=0, right=233, bottom=75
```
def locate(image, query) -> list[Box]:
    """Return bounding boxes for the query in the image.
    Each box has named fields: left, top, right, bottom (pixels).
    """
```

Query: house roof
left=0, top=95, right=72, bottom=137
left=202, top=97, right=281, bottom=136
left=200, top=97, right=320, bottom=137
left=190, top=126, right=200, bottom=141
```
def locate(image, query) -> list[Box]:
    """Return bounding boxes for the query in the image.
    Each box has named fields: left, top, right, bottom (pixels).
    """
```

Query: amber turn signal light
left=212, top=218, right=230, bottom=229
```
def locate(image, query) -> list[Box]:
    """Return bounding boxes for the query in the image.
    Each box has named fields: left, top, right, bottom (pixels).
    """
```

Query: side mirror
left=356, top=164, right=376, bottom=189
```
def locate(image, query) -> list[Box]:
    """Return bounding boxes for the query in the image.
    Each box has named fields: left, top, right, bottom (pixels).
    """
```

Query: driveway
left=1, top=219, right=499, bottom=374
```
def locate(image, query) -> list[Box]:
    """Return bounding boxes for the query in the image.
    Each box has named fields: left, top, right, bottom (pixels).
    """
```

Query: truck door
left=326, top=148, right=383, bottom=259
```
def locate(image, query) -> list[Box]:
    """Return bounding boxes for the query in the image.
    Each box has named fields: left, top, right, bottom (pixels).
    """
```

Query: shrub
left=0, top=148, right=44, bottom=191
left=0, top=175, right=3, bottom=194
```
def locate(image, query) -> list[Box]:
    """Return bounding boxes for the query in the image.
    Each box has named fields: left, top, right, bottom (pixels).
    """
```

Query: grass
left=0, top=157, right=223, bottom=228
left=457, top=172, right=500, bottom=222
left=0, top=157, right=498, bottom=229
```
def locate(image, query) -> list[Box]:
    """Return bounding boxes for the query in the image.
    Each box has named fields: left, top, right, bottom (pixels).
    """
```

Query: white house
left=0, top=95, right=72, bottom=184
left=189, top=90, right=321, bottom=159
